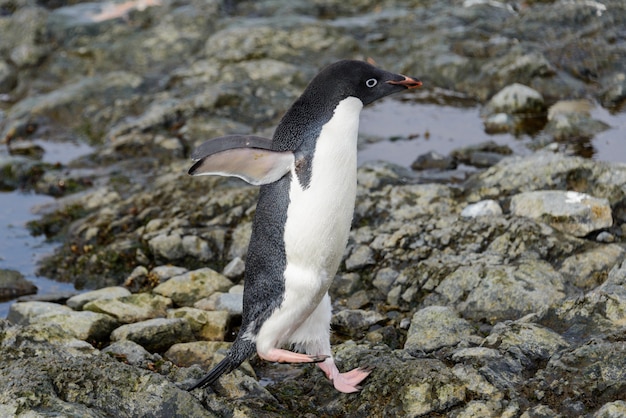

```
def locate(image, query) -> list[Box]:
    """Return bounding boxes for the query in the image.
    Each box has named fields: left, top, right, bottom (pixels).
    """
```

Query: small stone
left=510, top=190, right=613, bottom=237
left=150, top=265, right=188, bottom=282
left=345, top=245, right=376, bottom=271
left=372, top=268, right=399, bottom=295
left=153, top=267, right=232, bottom=307
left=102, top=340, right=157, bottom=367
left=194, top=292, right=243, bottom=316
left=461, top=200, right=503, bottom=218
left=404, top=306, right=478, bottom=353
left=148, top=233, right=185, bottom=260
left=110, top=317, right=195, bottom=352
left=66, top=286, right=131, bottom=310
left=410, top=151, right=455, bottom=171
left=222, top=257, right=245, bottom=279
left=331, top=309, right=385, bottom=338
left=330, top=273, right=361, bottom=297
left=182, top=235, right=212, bottom=261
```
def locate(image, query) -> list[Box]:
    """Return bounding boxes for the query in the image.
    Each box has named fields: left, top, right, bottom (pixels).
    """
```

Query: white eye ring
left=366, top=78, right=378, bottom=88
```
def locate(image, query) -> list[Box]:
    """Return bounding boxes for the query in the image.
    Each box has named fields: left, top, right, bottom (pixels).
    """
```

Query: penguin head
left=307, top=60, right=422, bottom=107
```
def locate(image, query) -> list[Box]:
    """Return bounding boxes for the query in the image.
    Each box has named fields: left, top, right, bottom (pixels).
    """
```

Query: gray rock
left=83, top=293, right=172, bottom=323
left=110, top=317, right=195, bottom=352
left=0, top=269, right=37, bottom=301
left=148, top=232, right=185, bottom=260
left=66, top=286, right=131, bottom=310
left=167, top=307, right=230, bottom=341
left=345, top=245, right=376, bottom=271
left=195, top=292, right=243, bottom=316
left=227, top=221, right=252, bottom=260
left=153, top=268, right=232, bottom=307
left=182, top=235, right=213, bottom=261
left=372, top=267, right=399, bottom=295
left=28, top=310, right=119, bottom=342
left=405, top=306, right=479, bottom=353
left=483, top=83, right=545, bottom=116
left=150, top=265, right=188, bottom=282
left=425, top=259, right=566, bottom=321
left=102, top=339, right=157, bottom=367
left=510, top=190, right=613, bottom=237
left=0, top=322, right=214, bottom=417
left=461, top=200, right=503, bottom=218
left=222, top=257, right=245, bottom=279
left=559, top=244, right=625, bottom=289
left=7, top=301, right=72, bottom=325
left=0, top=59, right=17, bottom=93
left=331, top=309, right=385, bottom=338
left=594, top=401, right=626, bottom=418
left=410, top=151, right=456, bottom=171
left=484, top=317, right=569, bottom=361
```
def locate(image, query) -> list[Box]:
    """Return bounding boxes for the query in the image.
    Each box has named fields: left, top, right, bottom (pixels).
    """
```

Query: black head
left=303, top=60, right=422, bottom=107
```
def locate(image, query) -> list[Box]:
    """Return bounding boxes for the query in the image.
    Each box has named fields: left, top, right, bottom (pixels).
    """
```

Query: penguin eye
left=365, top=78, right=378, bottom=88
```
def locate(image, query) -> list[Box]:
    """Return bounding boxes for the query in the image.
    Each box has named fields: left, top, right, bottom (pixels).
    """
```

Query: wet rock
left=601, top=72, right=626, bottom=109
left=165, top=341, right=232, bottom=369
left=460, top=199, right=503, bottom=218
left=153, top=267, right=232, bottom=307
left=110, top=317, right=195, bottom=353
left=405, top=306, right=479, bottom=353
left=410, top=151, right=456, bottom=171
left=0, top=268, right=37, bottom=302
left=83, top=292, right=172, bottom=323
left=510, top=190, right=613, bottom=237
left=167, top=307, right=230, bottom=341
left=483, top=83, right=546, bottom=116
left=66, top=286, right=131, bottom=310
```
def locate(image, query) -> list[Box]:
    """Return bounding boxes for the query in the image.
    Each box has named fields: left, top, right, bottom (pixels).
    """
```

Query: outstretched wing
left=188, top=135, right=294, bottom=186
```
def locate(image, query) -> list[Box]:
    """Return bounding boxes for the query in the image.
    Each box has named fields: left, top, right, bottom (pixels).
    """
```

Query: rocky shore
left=1, top=0, right=626, bottom=416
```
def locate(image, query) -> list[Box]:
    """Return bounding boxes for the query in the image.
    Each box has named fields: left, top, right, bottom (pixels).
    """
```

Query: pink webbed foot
left=258, top=348, right=328, bottom=363
left=318, top=359, right=373, bottom=393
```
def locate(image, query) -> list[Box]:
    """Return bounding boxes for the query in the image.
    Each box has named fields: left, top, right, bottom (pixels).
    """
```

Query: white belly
left=283, top=97, right=362, bottom=305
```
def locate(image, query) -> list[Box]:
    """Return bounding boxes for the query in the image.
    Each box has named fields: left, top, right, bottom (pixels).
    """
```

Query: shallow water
left=0, top=101, right=624, bottom=319
left=359, top=100, right=626, bottom=166
left=0, top=139, right=92, bottom=318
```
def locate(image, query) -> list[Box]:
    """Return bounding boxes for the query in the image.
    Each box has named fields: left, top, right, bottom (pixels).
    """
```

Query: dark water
left=1, top=101, right=624, bottom=318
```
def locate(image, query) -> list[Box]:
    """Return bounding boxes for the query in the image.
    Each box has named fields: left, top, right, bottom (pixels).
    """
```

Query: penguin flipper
left=188, top=135, right=294, bottom=185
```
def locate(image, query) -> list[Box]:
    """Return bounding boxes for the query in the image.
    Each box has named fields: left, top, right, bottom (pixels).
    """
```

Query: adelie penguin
left=187, top=60, right=421, bottom=393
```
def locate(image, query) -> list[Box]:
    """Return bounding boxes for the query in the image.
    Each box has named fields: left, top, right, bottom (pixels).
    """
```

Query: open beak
left=387, top=75, right=422, bottom=89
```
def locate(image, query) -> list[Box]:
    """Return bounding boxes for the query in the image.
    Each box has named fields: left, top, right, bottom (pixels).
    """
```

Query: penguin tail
left=187, top=339, right=256, bottom=391
left=187, top=356, right=235, bottom=391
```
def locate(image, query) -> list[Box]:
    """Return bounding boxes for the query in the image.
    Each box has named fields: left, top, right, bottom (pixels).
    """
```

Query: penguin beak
left=387, top=75, right=422, bottom=89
